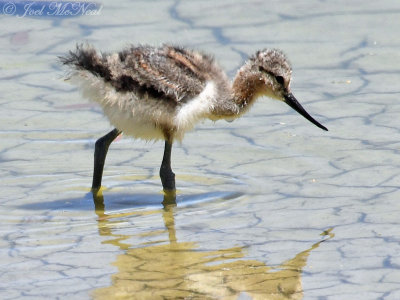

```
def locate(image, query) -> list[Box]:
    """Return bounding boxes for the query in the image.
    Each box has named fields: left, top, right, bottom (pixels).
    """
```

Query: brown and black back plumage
left=61, top=44, right=219, bottom=104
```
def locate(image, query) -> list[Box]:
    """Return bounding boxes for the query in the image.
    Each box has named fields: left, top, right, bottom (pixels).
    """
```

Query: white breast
left=174, top=81, right=216, bottom=137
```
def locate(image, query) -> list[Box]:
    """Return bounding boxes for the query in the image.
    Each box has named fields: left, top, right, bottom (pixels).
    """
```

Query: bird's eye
left=275, top=76, right=284, bottom=85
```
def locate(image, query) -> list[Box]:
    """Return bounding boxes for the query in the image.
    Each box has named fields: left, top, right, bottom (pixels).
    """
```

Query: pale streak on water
left=1, top=0, right=400, bottom=299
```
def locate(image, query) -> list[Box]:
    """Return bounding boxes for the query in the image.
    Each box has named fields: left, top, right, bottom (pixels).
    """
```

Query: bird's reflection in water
left=91, top=190, right=334, bottom=299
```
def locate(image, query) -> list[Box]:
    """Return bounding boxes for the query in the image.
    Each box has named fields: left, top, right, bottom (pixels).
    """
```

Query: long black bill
left=284, top=93, right=328, bottom=131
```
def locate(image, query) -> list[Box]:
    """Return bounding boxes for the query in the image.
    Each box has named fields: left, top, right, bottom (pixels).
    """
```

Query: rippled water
left=1, top=0, right=400, bottom=299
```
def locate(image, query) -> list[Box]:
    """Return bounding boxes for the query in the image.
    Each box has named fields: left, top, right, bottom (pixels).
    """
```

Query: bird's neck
left=231, top=64, right=263, bottom=114
left=209, top=63, right=264, bottom=120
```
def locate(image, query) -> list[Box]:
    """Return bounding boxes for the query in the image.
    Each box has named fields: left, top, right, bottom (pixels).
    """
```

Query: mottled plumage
left=62, top=44, right=234, bottom=141
left=60, top=44, right=327, bottom=192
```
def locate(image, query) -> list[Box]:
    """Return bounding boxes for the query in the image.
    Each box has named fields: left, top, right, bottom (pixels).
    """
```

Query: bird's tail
left=59, top=44, right=112, bottom=82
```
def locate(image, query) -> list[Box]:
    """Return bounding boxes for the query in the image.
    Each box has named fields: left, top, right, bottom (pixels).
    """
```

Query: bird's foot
left=91, top=186, right=105, bottom=202
left=162, top=189, right=176, bottom=207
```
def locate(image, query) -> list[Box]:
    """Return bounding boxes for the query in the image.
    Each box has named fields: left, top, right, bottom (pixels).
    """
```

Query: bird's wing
left=116, top=45, right=214, bottom=103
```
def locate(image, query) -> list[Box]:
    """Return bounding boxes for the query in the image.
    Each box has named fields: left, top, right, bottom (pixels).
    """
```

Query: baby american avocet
left=61, top=44, right=327, bottom=192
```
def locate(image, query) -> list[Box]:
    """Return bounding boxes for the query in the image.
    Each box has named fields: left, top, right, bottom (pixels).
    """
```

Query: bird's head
left=250, top=49, right=328, bottom=131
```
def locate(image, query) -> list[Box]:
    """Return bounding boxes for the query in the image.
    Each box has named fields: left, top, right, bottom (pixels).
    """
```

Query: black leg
left=92, top=128, right=121, bottom=190
left=159, top=140, right=176, bottom=191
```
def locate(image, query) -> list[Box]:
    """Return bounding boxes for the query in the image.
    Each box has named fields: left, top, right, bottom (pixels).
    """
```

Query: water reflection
left=92, top=191, right=334, bottom=299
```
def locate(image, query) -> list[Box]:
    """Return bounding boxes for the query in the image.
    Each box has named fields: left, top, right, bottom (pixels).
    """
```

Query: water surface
left=1, top=0, right=400, bottom=299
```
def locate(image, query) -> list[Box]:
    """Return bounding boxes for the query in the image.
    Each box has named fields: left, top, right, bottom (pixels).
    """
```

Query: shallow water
left=1, top=0, right=400, bottom=299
